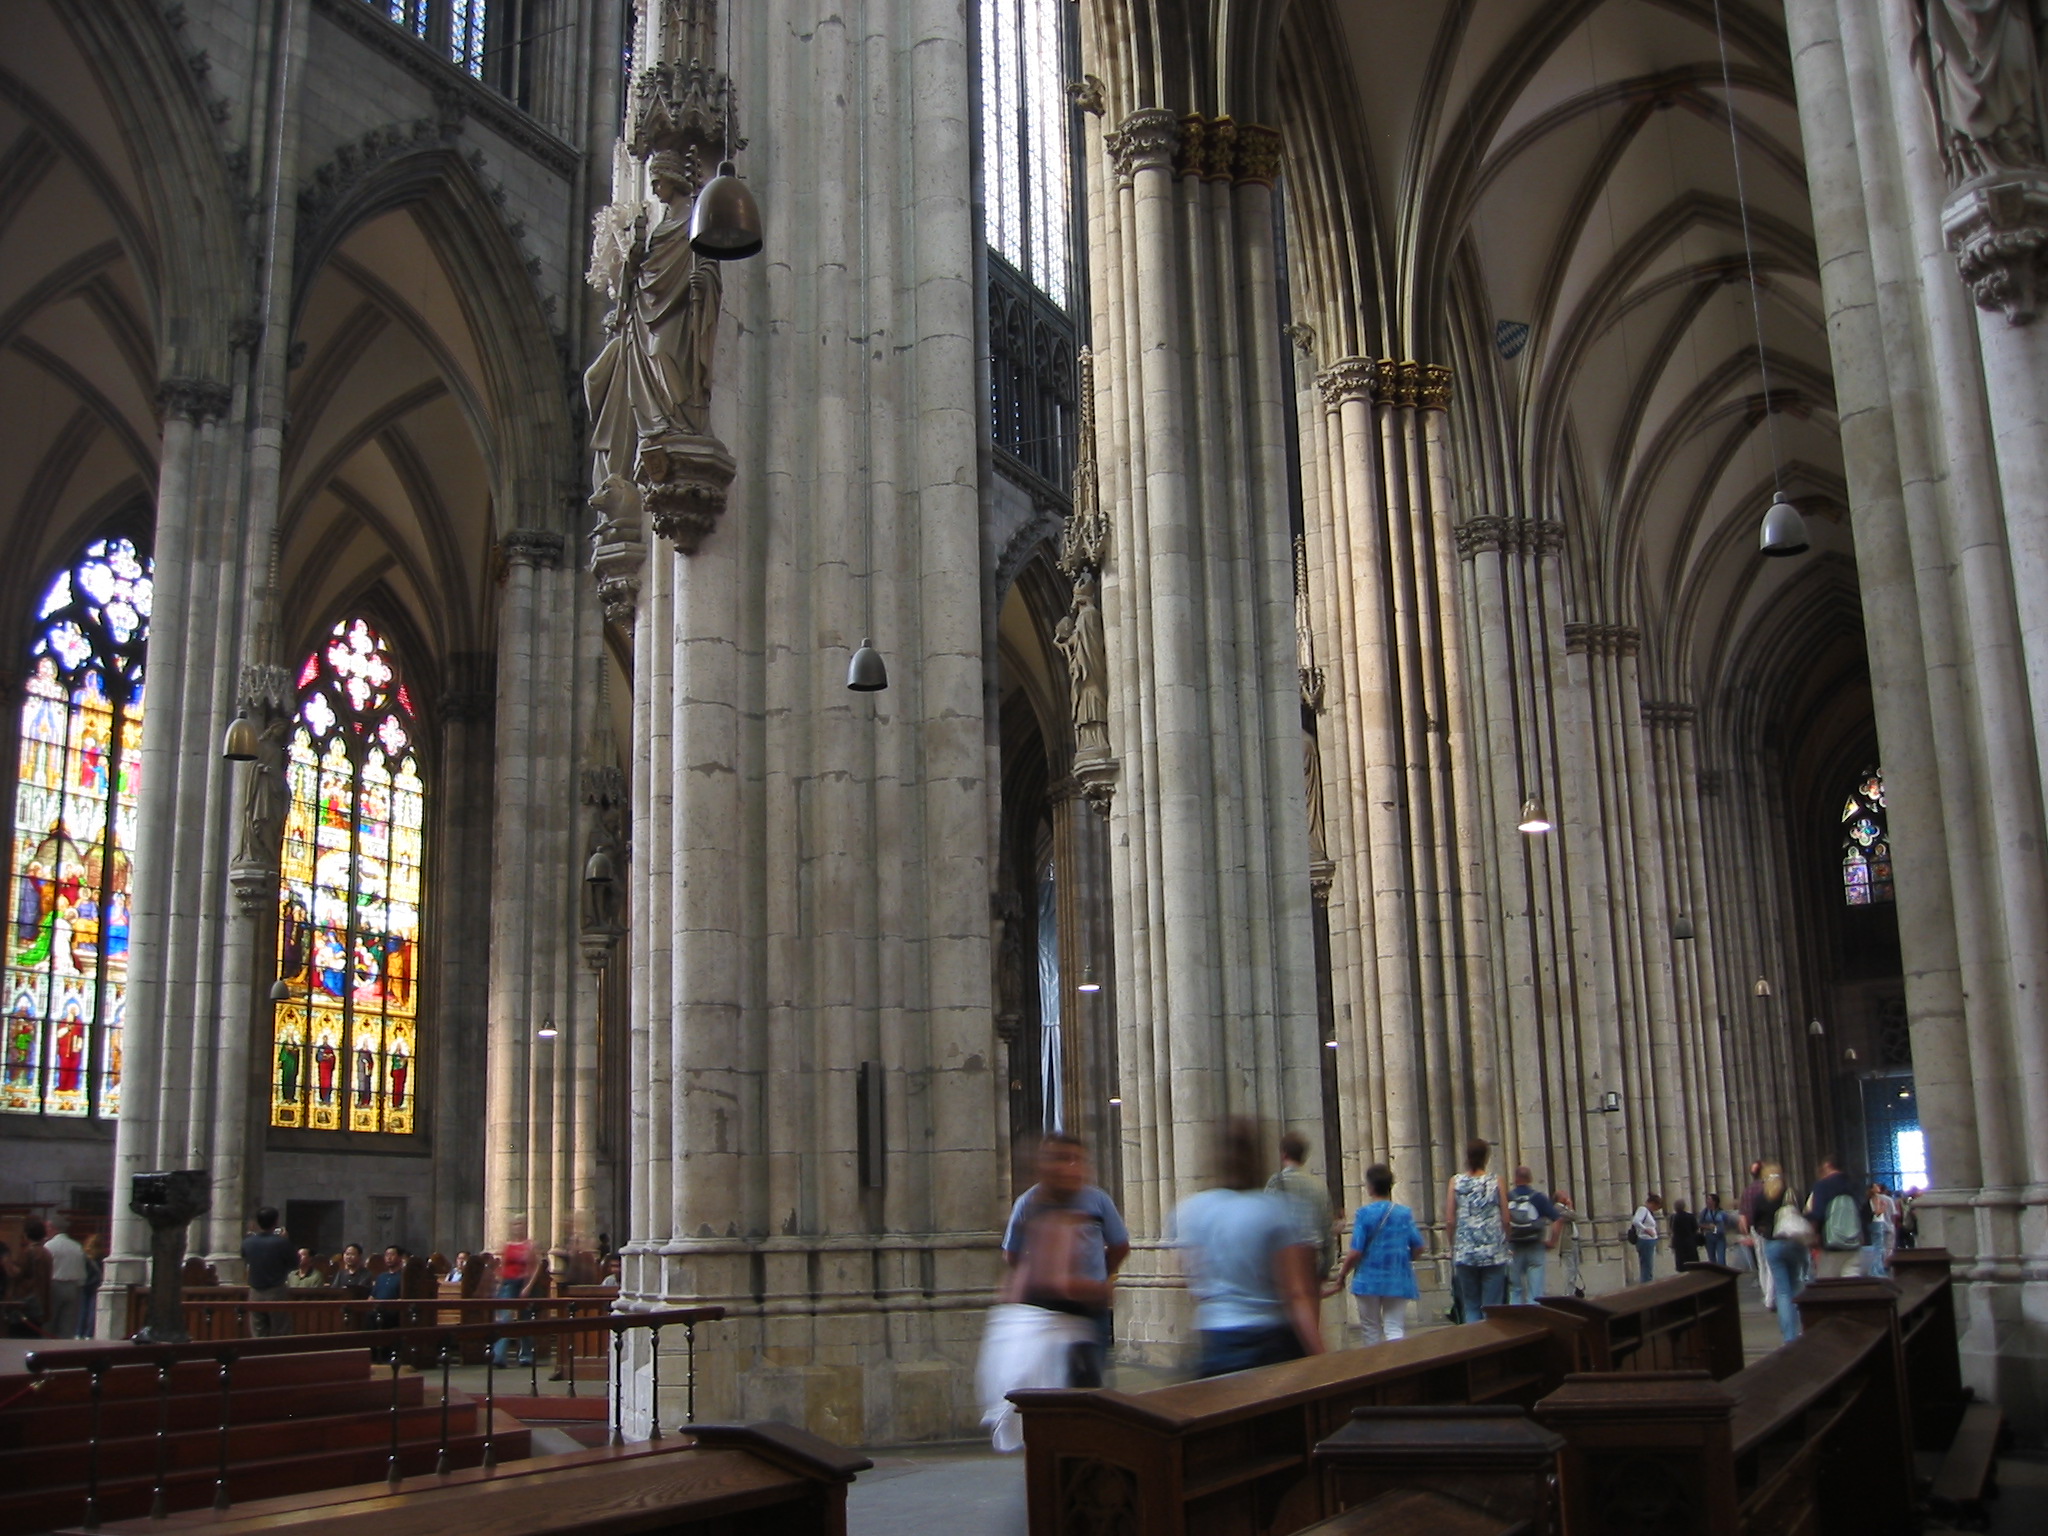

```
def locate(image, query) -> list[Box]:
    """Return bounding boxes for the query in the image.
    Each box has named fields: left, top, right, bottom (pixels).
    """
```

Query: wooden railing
left=24, top=1306, right=722, bottom=1532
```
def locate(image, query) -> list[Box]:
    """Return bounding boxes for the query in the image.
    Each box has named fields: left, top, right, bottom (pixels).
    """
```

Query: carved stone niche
left=637, top=430, right=737, bottom=554
left=1944, top=173, right=2048, bottom=326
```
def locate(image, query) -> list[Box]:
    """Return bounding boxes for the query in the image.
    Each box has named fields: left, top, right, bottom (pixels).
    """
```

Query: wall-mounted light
left=1601, top=1090, right=1621, bottom=1114
left=1517, top=798, right=1553, bottom=834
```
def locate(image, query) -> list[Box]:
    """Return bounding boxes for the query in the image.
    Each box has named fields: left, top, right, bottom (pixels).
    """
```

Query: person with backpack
left=1336, top=1163, right=1426, bottom=1344
left=1804, top=1154, right=1870, bottom=1277
left=1444, top=1138, right=1512, bottom=1322
left=1628, top=1194, right=1663, bottom=1284
left=1504, top=1166, right=1562, bottom=1303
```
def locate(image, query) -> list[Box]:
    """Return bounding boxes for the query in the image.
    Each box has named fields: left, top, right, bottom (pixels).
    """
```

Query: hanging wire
left=1709, top=0, right=1785, bottom=495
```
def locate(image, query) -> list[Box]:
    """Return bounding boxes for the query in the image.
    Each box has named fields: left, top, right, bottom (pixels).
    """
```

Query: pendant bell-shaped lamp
left=1759, top=494, right=1809, bottom=557
left=847, top=638, right=888, bottom=692
left=690, top=161, right=764, bottom=259
left=584, top=847, right=617, bottom=885
left=222, top=710, right=260, bottom=761
left=1672, top=915, right=1696, bottom=941
left=269, top=977, right=293, bottom=1003
left=1517, top=797, right=1553, bottom=834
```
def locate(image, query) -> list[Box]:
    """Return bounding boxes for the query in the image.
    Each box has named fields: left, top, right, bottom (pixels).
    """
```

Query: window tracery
left=4, top=538, right=149, bottom=1120
left=1841, top=767, right=1894, bottom=906
left=270, top=619, right=425, bottom=1134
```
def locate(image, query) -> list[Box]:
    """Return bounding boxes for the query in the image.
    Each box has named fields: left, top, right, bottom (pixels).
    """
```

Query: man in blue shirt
left=368, top=1244, right=407, bottom=1363
left=1505, top=1166, right=1563, bottom=1304
left=1001, top=1133, right=1129, bottom=1386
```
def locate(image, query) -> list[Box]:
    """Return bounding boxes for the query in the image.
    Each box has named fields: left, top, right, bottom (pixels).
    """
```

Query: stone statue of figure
left=232, top=716, right=292, bottom=867
left=1056, top=573, right=1110, bottom=757
left=1914, top=0, right=2047, bottom=183
left=584, top=148, right=724, bottom=490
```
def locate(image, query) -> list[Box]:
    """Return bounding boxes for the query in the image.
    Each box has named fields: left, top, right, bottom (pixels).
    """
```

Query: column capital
left=1234, top=124, right=1283, bottom=186
left=500, top=527, right=566, bottom=568
left=1418, top=363, right=1454, bottom=411
left=1565, top=622, right=1641, bottom=657
left=1315, top=356, right=1377, bottom=407
left=156, top=376, right=232, bottom=424
left=1109, top=108, right=1180, bottom=182
left=1942, top=172, right=2048, bottom=325
left=1455, top=516, right=1509, bottom=559
left=1642, top=700, right=1698, bottom=729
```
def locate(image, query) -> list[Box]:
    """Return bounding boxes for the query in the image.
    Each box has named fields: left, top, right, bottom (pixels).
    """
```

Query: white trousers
left=1354, top=1294, right=1407, bottom=1346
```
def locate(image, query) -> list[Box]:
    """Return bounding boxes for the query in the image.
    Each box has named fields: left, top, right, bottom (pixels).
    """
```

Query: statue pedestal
left=130, top=1169, right=211, bottom=1344
left=637, top=431, right=736, bottom=555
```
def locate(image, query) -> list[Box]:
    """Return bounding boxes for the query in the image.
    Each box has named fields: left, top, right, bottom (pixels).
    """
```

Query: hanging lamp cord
left=1709, top=0, right=1785, bottom=497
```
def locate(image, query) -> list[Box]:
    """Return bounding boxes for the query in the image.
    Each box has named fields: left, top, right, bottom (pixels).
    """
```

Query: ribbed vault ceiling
left=1294, top=0, right=1854, bottom=715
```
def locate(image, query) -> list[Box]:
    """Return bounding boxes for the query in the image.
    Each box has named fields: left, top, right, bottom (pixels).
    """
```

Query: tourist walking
left=1753, top=1162, right=1810, bottom=1341
left=1001, top=1132, right=1129, bottom=1387
left=242, top=1206, right=297, bottom=1336
left=1505, top=1166, right=1562, bottom=1303
left=1268, top=1131, right=1337, bottom=1283
left=1551, top=1191, right=1586, bottom=1297
left=492, top=1222, right=539, bottom=1367
left=1629, top=1194, right=1663, bottom=1283
left=1699, top=1193, right=1729, bottom=1267
left=1738, top=1162, right=1774, bottom=1309
left=1805, top=1155, right=1869, bottom=1278
left=1336, top=1163, right=1426, bottom=1345
left=1670, top=1200, right=1700, bottom=1270
left=1172, top=1118, right=1324, bottom=1377
left=1865, top=1182, right=1896, bottom=1277
left=1444, top=1139, right=1511, bottom=1321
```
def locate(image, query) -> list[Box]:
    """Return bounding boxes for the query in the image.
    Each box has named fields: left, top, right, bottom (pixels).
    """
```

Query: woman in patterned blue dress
left=1443, top=1138, right=1511, bottom=1322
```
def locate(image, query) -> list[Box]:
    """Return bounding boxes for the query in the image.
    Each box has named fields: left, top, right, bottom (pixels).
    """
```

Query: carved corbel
left=637, top=432, right=737, bottom=554
left=1943, top=174, right=2048, bottom=324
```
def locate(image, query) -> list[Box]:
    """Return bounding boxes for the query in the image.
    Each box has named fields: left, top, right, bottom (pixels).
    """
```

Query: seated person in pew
left=1172, top=1116, right=1325, bottom=1377
left=1334, top=1162, right=1426, bottom=1345
left=286, top=1247, right=327, bottom=1288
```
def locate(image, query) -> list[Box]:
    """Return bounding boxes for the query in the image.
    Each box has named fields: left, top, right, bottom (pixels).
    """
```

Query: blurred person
left=1866, top=1182, right=1897, bottom=1277
left=492, top=1220, right=539, bottom=1367
left=1336, top=1163, right=1425, bottom=1344
left=1001, top=1133, right=1129, bottom=1387
left=1699, top=1193, right=1729, bottom=1268
left=1173, top=1117, right=1324, bottom=1376
left=1629, top=1194, right=1663, bottom=1284
left=1755, top=1163, right=1811, bottom=1341
left=1670, top=1200, right=1700, bottom=1270
left=1805, top=1155, right=1869, bottom=1278
left=79, top=1234, right=105, bottom=1337
left=4, top=1218, right=52, bottom=1336
left=444, top=1250, right=473, bottom=1286
left=1551, top=1191, right=1586, bottom=1297
left=1444, top=1139, right=1510, bottom=1321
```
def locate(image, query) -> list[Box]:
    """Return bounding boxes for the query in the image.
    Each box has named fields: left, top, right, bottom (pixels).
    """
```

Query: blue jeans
left=1195, top=1324, right=1303, bottom=1378
left=492, top=1278, right=534, bottom=1366
left=1453, top=1262, right=1507, bottom=1322
left=1635, top=1238, right=1656, bottom=1284
left=1704, top=1233, right=1726, bottom=1267
left=1507, top=1244, right=1547, bottom=1304
left=1765, top=1238, right=1806, bottom=1341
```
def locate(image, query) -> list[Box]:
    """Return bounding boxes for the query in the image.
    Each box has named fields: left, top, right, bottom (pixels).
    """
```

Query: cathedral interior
left=3, top=0, right=2047, bottom=1451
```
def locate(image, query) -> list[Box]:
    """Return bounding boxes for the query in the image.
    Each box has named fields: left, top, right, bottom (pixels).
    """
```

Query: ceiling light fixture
left=536, top=1019, right=558, bottom=1041
left=222, top=711, right=260, bottom=761
left=1518, top=798, right=1553, bottom=834
left=690, top=13, right=762, bottom=259
left=1077, top=965, right=1100, bottom=994
left=847, top=639, right=888, bottom=692
left=1672, top=915, right=1696, bottom=941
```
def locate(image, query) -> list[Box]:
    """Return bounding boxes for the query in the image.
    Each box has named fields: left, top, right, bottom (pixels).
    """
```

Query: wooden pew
left=1310, top=1406, right=1564, bottom=1536
left=1011, top=1316, right=1582, bottom=1536
left=67, top=1421, right=872, bottom=1536
left=1529, top=1264, right=1744, bottom=1378
left=1531, top=1314, right=1915, bottom=1535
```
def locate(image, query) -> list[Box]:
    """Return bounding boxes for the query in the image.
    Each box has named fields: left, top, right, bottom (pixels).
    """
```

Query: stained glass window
left=980, top=0, right=1073, bottom=308
left=451, top=0, right=485, bottom=75
left=5, top=538, right=149, bottom=1120
left=1841, top=767, right=1894, bottom=907
left=270, top=619, right=424, bottom=1134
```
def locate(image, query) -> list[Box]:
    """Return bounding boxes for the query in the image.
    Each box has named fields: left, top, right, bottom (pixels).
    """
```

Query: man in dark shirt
left=1805, top=1155, right=1870, bottom=1278
left=333, top=1242, right=374, bottom=1299
left=369, top=1245, right=407, bottom=1361
left=1505, top=1167, right=1563, bottom=1303
left=241, top=1206, right=297, bottom=1337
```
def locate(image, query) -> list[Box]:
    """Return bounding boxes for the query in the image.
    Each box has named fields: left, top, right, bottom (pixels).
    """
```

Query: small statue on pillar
left=1056, top=573, right=1111, bottom=761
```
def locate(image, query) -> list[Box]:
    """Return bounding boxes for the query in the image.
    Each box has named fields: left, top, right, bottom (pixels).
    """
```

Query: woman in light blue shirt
left=1171, top=1118, right=1325, bottom=1377
left=1336, top=1163, right=1426, bottom=1345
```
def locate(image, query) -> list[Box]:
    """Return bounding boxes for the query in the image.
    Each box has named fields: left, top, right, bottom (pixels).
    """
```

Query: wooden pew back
left=1531, top=1265, right=1743, bottom=1378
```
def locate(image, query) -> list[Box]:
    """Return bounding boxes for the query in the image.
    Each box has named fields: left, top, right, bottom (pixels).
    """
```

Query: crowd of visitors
left=2, top=1217, right=106, bottom=1338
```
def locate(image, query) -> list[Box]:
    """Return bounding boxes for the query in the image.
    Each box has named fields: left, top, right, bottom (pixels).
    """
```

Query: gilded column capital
left=1372, top=358, right=1422, bottom=407
left=1203, top=116, right=1238, bottom=181
left=1315, top=356, right=1377, bottom=407
left=1418, top=363, right=1454, bottom=411
left=1942, top=173, right=2048, bottom=325
left=156, top=376, right=232, bottom=424
left=1234, top=124, right=1283, bottom=186
left=1109, top=108, right=1180, bottom=182
left=1174, top=114, right=1207, bottom=179
left=501, top=527, right=566, bottom=569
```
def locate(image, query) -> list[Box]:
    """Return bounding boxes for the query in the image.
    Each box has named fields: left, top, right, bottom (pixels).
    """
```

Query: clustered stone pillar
left=1785, top=0, right=2048, bottom=1427
left=1073, top=66, right=1322, bottom=1352
left=610, top=0, right=1002, bottom=1443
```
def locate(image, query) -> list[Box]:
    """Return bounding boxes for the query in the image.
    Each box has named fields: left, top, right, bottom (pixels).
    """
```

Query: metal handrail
left=23, top=1305, right=722, bottom=1532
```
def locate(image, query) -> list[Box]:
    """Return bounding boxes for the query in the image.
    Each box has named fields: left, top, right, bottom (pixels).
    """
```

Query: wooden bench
left=1311, top=1406, right=1562, bottom=1536
left=1529, top=1264, right=1744, bottom=1378
left=1531, top=1313, right=1915, bottom=1535
left=65, top=1422, right=871, bottom=1536
left=1011, top=1317, right=1581, bottom=1536
left=1292, top=1488, right=1531, bottom=1536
